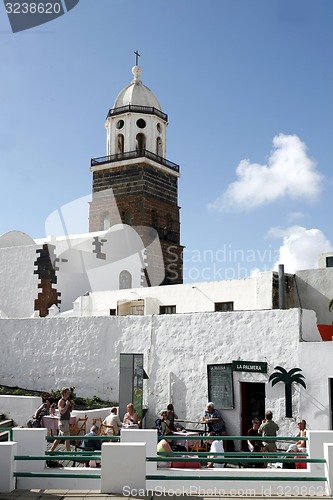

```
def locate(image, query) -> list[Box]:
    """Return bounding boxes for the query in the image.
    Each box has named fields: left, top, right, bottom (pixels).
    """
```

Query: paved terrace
left=0, top=490, right=330, bottom=500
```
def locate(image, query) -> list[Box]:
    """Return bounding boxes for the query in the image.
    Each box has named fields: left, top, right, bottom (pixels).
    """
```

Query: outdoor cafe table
left=175, top=419, right=208, bottom=435
left=172, top=431, right=199, bottom=450
left=41, top=415, right=77, bottom=435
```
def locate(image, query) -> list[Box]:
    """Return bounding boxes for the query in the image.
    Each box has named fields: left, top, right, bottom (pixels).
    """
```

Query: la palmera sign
left=232, top=361, right=267, bottom=373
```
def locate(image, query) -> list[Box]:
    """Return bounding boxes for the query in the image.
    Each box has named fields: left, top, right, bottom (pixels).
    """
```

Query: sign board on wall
left=232, top=361, right=268, bottom=373
left=207, top=363, right=234, bottom=409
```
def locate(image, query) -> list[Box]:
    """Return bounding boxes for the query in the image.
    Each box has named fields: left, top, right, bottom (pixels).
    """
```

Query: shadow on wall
left=295, top=275, right=333, bottom=325
left=170, top=372, right=187, bottom=420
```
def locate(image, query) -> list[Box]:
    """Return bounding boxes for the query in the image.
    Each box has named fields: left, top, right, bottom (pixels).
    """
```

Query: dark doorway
left=241, top=382, right=265, bottom=449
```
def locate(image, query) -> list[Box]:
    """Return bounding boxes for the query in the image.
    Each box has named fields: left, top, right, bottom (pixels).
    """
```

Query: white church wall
left=295, top=268, right=333, bottom=325
left=0, top=244, right=40, bottom=318
left=0, top=308, right=328, bottom=436
left=0, top=226, right=149, bottom=317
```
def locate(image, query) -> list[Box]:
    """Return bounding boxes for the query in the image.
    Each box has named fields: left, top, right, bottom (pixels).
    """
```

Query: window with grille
left=214, top=302, right=234, bottom=312
left=130, top=304, right=144, bottom=315
left=159, top=305, right=176, bottom=315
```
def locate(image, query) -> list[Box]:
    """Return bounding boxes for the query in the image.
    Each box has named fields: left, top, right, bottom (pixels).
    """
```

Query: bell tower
left=89, top=61, right=183, bottom=285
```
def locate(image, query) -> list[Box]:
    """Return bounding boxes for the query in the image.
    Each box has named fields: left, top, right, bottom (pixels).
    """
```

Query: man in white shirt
left=207, top=432, right=225, bottom=468
left=103, top=407, right=123, bottom=435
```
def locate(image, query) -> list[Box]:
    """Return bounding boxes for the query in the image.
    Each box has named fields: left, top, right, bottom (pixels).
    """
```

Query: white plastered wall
left=0, top=308, right=328, bottom=436
left=0, top=244, right=39, bottom=318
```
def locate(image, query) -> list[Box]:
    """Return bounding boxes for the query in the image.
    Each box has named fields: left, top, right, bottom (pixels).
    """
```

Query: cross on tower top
left=134, top=50, right=140, bottom=66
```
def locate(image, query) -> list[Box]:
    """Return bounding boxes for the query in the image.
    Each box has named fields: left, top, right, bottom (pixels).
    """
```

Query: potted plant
left=317, top=299, right=333, bottom=341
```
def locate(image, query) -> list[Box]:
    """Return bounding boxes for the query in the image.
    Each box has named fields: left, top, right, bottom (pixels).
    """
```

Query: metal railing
left=91, top=149, right=179, bottom=173
left=107, top=105, right=167, bottom=122
left=9, top=432, right=329, bottom=491
left=148, top=435, right=327, bottom=483
left=13, top=433, right=114, bottom=480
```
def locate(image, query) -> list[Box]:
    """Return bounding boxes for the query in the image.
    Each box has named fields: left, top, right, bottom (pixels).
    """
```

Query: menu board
left=207, top=363, right=234, bottom=409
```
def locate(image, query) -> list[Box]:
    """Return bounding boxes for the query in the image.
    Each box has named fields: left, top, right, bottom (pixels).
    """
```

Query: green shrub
left=0, top=385, right=116, bottom=410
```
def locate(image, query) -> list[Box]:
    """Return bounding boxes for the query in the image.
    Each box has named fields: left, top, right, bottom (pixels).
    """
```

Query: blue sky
left=0, top=0, right=332, bottom=283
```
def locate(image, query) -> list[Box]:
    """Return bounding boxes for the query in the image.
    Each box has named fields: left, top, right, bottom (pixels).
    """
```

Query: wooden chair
left=189, top=440, right=209, bottom=452
left=92, top=417, right=102, bottom=427
left=100, top=423, right=115, bottom=436
left=70, top=416, right=88, bottom=445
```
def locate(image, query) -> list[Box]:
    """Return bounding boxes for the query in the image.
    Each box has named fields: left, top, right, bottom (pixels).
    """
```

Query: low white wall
left=0, top=396, right=111, bottom=430
left=0, top=396, right=41, bottom=426
left=13, top=427, right=47, bottom=473
left=72, top=408, right=112, bottom=431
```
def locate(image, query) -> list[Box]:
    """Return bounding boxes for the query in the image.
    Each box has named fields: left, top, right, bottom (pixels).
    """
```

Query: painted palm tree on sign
left=269, top=366, right=306, bottom=418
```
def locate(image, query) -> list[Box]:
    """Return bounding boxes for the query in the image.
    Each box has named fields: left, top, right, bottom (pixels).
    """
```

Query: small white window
left=159, top=305, right=176, bottom=314
left=215, top=302, right=234, bottom=312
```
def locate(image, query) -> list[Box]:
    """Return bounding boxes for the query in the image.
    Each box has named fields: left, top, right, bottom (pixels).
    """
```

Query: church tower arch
left=117, top=134, right=124, bottom=154
left=136, top=133, right=146, bottom=154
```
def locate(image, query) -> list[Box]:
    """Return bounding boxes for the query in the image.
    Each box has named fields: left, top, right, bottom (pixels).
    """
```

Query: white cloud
left=268, top=225, right=332, bottom=273
left=208, top=134, right=323, bottom=211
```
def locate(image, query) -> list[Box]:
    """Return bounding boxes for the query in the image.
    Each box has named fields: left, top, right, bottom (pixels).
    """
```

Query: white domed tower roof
left=113, top=66, right=162, bottom=110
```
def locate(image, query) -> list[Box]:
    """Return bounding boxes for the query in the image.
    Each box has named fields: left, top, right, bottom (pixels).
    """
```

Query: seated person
left=157, top=430, right=173, bottom=468
left=82, top=424, right=101, bottom=450
left=103, top=407, right=122, bottom=435
left=155, top=410, right=173, bottom=435
left=206, top=432, right=225, bottom=468
left=296, top=419, right=307, bottom=451
left=27, top=397, right=52, bottom=428
left=251, top=442, right=266, bottom=468
left=49, top=403, right=56, bottom=415
left=283, top=443, right=307, bottom=469
left=123, top=403, right=139, bottom=427
left=204, top=402, right=226, bottom=435
left=166, top=403, right=183, bottom=431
